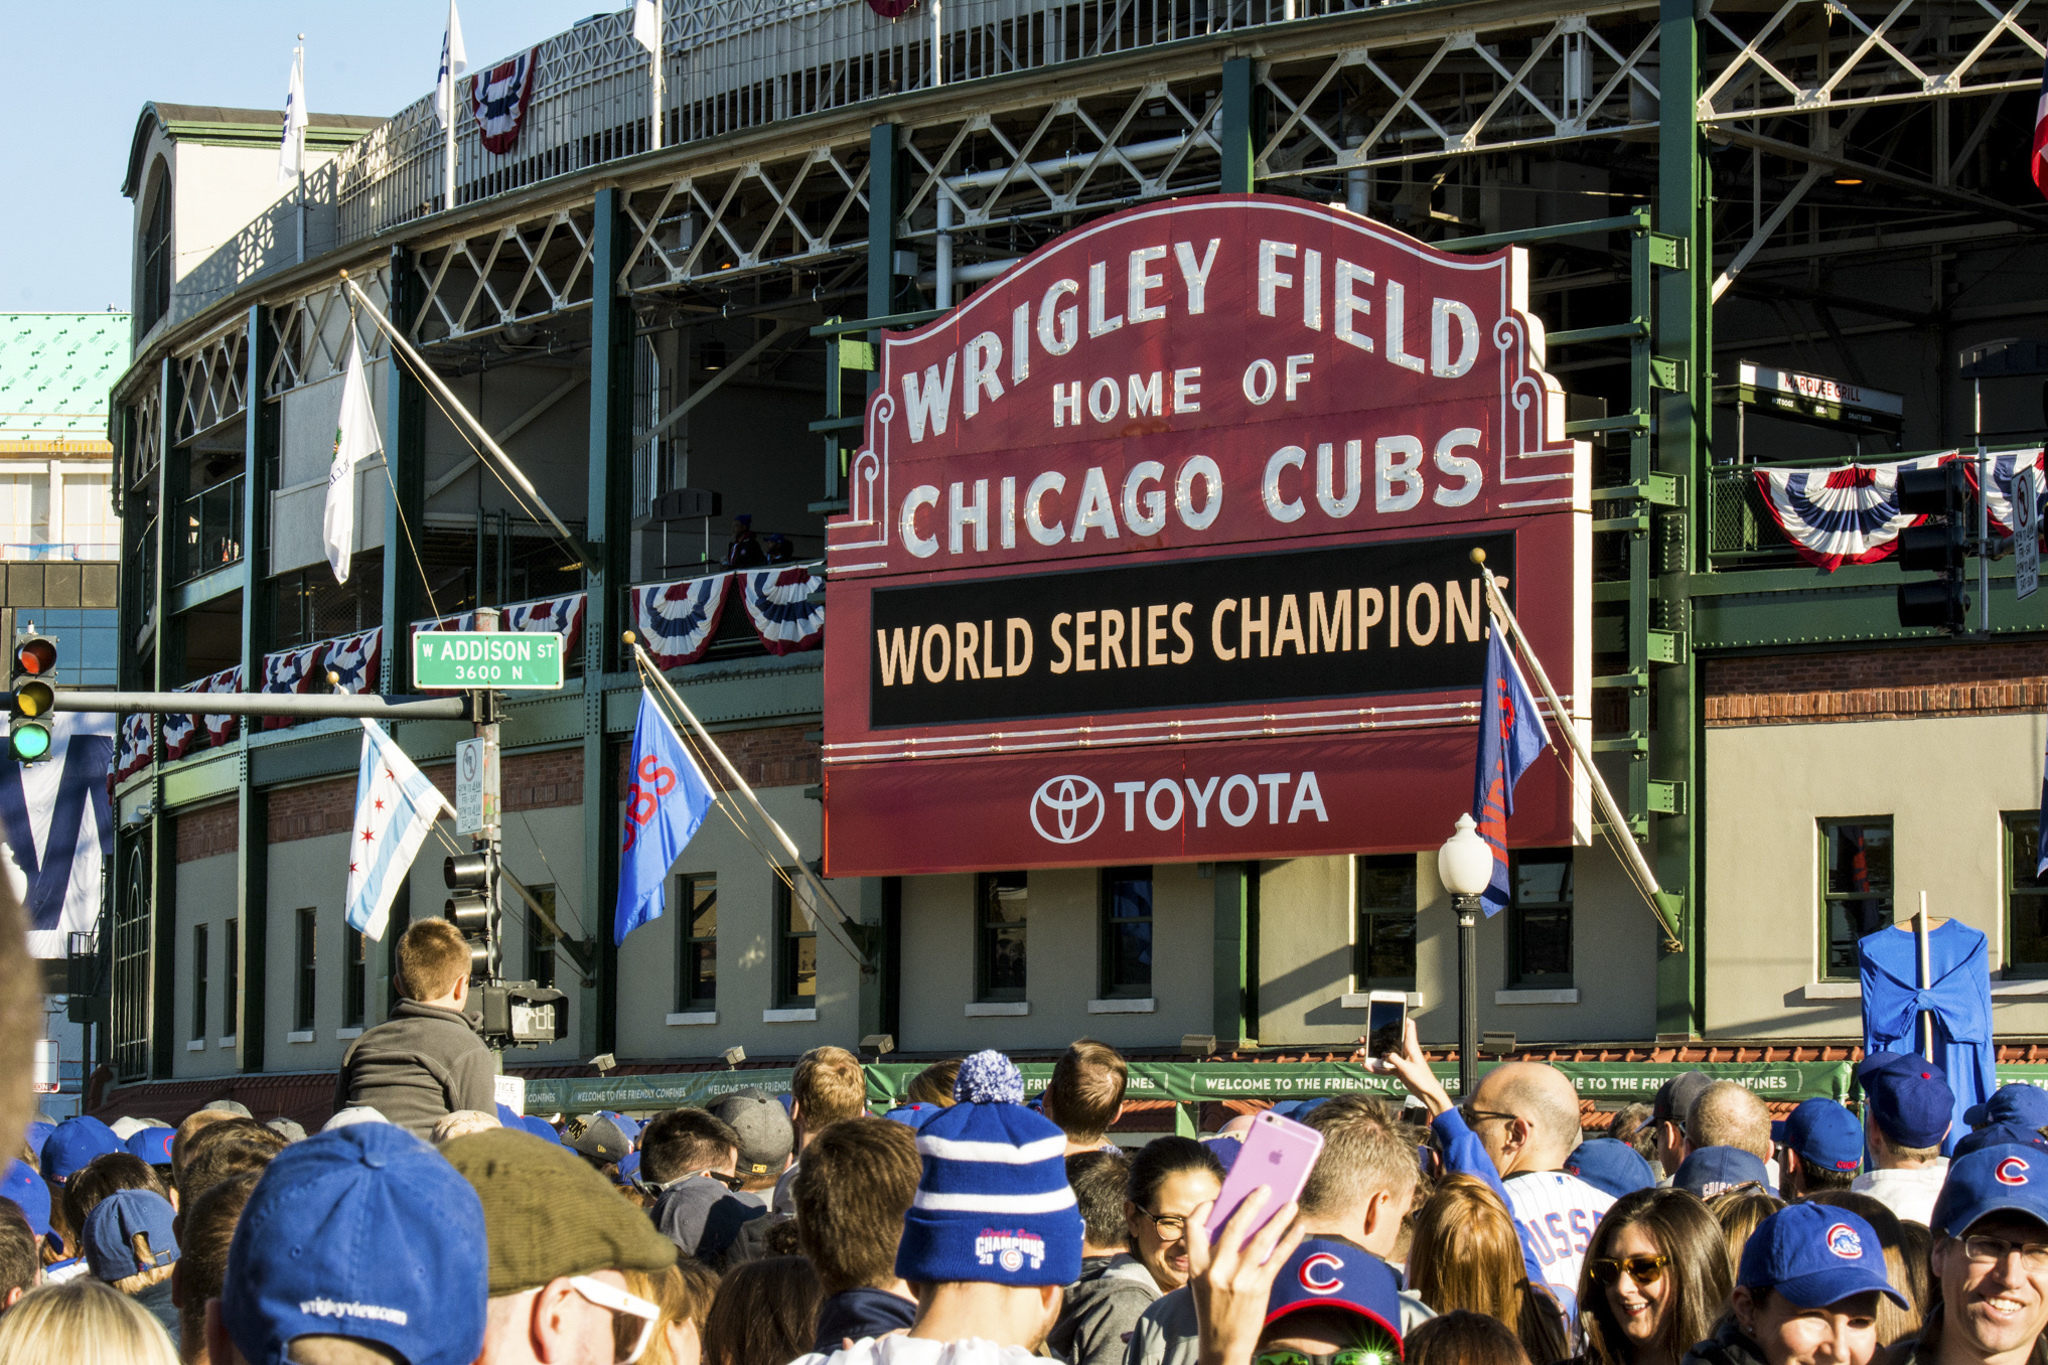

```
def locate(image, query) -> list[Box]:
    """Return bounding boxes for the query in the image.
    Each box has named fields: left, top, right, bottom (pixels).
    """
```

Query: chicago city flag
left=1472, top=628, right=1551, bottom=917
left=614, top=691, right=716, bottom=945
left=344, top=721, right=454, bottom=941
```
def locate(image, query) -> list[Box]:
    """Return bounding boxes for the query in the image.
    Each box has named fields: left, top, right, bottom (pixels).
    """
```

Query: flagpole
left=295, top=37, right=307, bottom=265
left=443, top=0, right=457, bottom=213
left=624, top=632, right=874, bottom=970
left=1471, top=547, right=1681, bottom=946
left=650, top=0, right=664, bottom=152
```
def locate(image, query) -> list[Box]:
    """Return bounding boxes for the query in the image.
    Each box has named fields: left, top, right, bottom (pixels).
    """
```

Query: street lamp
left=1437, top=813, right=1494, bottom=1100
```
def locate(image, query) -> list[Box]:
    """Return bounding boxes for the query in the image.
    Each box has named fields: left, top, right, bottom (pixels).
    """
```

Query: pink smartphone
left=1205, top=1109, right=1325, bottom=1240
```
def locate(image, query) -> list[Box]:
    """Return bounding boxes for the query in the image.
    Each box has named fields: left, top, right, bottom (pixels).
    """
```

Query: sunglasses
left=1257, top=1350, right=1395, bottom=1365
left=568, top=1274, right=661, bottom=1365
left=1588, top=1255, right=1670, bottom=1287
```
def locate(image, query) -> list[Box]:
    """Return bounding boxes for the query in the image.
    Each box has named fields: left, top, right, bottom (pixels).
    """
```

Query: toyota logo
left=1030, top=775, right=1105, bottom=844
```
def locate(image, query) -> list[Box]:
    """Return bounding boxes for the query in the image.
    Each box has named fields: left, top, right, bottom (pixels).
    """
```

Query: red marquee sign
left=822, top=194, right=1589, bottom=876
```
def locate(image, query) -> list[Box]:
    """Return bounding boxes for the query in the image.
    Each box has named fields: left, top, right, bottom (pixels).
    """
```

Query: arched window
left=137, top=163, right=171, bottom=334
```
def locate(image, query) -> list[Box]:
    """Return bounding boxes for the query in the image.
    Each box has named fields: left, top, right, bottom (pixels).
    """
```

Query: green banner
left=1547, top=1061, right=1851, bottom=1104
left=1995, top=1068, right=2048, bottom=1088
left=521, top=1067, right=795, bottom=1117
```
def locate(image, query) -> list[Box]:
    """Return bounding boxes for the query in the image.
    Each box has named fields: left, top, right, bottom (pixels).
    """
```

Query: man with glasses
left=641, top=1105, right=766, bottom=1262
left=1881, top=1142, right=2048, bottom=1365
left=208, top=1121, right=490, bottom=1365
left=445, top=1126, right=678, bottom=1365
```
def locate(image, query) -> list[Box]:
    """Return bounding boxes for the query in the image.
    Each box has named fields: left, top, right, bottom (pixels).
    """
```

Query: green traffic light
left=9, top=723, right=49, bottom=763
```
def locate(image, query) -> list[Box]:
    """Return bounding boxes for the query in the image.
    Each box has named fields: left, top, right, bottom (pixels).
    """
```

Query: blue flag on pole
left=615, top=690, right=717, bottom=945
left=2037, top=722, right=2048, bottom=878
left=1472, top=627, right=1551, bottom=917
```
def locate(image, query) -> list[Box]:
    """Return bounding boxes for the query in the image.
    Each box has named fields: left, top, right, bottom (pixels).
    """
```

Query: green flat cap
left=442, top=1127, right=676, bottom=1294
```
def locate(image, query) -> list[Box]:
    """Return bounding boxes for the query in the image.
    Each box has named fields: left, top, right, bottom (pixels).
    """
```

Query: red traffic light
left=15, top=638, right=55, bottom=676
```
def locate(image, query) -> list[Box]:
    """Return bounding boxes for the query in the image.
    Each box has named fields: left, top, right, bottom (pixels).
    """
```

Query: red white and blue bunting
left=629, top=574, right=731, bottom=669
left=324, top=628, right=383, bottom=695
left=740, top=566, right=826, bottom=656
left=165, top=665, right=242, bottom=759
left=469, top=49, right=539, bottom=155
left=260, top=640, right=332, bottom=732
left=115, top=715, right=151, bottom=783
left=504, top=592, right=586, bottom=659
left=1753, top=453, right=1955, bottom=571
left=1964, top=448, right=2048, bottom=535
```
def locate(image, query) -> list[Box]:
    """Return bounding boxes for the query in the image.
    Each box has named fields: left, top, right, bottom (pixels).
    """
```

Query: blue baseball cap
left=1265, top=1238, right=1404, bottom=1349
left=1738, top=1203, right=1907, bottom=1308
left=83, top=1189, right=179, bottom=1282
left=1564, top=1139, right=1657, bottom=1199
left=1774, top=1098, right=1863, bottom=1175
left=598, top=1111, right=643, bottom=1145
left=494, top=1102, right=522, bottom=1129
left=41, top=1116, right=122, bottom=1183
left=1930, top=1142, right=2048, bottom=1239
left=23, top=1122, right=52, bottom=1161
left=1674, top=1145, right=1774, bottom=1199
left=223, top=1123, right=487, bottom=1365
left=1860, top=1057, right=1954, bottom=1149
left=884, top=1103, right=943, bottom=1131
left=1202, top=1135, right=1245, bottom=1172
left=1965, top=1084, right=2048, bottom=1132
left=2, top=1159, right=50, bottom=1238
left=1956, top=1123, right=2048, bottom=1161
left=520, top=1115, right=560, bottom=1144
left=125, top=1128, right=175, bottom=1166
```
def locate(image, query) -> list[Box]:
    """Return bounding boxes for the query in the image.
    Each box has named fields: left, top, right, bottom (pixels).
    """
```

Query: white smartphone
left=1366, top=990, right=1407, bottom=1060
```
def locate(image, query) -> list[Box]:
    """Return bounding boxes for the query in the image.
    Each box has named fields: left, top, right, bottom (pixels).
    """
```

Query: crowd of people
left=0, top=927, right=2045, bottom=1365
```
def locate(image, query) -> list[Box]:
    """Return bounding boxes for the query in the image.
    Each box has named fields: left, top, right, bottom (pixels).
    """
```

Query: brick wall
left=616, top=723, right=820, bottom=795
left=1704, top=641, right=2048, bottom=727
left=267, top=775, right=357, bottom=844
left=266, top=746, right=644, bottom=843
left=175, top=800, right=238, bottom=863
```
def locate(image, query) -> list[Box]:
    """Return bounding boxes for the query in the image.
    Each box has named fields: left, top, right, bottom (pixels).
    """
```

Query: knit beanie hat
left=894, top=1051, right=1083, bottom=1289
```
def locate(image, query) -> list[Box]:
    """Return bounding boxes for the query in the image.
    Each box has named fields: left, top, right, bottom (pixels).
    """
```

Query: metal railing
left=334, top=0, right=1409, bottom=247
left=174, top=476, right=246, bottom=583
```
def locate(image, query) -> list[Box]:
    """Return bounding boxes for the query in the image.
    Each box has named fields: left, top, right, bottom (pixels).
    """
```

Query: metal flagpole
left=442, top=0, right=459, bottom=212
left=625, top=633, right=874, bottom=969
left=649, top=0, right=664, bottom=152
left=1916, top=891, right=1935, bottom=1061
left=295, top=37, right=307, bottom=265
left=339, top=273, right=595, bottom=570
left=1473, top=548, right=1682, bottom=946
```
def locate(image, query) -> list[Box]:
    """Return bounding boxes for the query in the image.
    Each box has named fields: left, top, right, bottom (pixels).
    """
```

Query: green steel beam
left=381, top=248, right=427, bottom=697
left=1221, top=59, right=1256, bottom=194
left=1213, top=861, right=1257, bottom=1047
left=149, top=355, right=183, bottom=1080
left=238, top=303, right=276, bottom=1074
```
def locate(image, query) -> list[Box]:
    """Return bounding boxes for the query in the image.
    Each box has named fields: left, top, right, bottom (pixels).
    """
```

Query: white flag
left=277, top=47, right=309, bottom=184
left=344, top=722, right=455, bottom=942
left=325, top=328, right=381, bottom=584
left=435, top=0, right=468, bottom=129
left=632, top=0, right=661, bottom=52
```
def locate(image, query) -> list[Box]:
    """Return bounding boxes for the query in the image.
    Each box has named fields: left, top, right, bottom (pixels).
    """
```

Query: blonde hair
left=1408, top=1176, right=1567, bottom=1365
left=625, top=1263, right=705, bottom=1365
left=431, top=1110, right=503, bottom=1145
left=0, top=1278, right=181, bottom=1365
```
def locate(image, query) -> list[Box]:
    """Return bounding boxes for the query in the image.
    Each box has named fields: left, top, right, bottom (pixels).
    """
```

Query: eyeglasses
left=1961, top=1235, right=2048, bottom=1273
left=1137, top=1207, right=1193, bottom=1239
left=568, top=1275, right=661, bottom=1365
left=1257, top=1350, right=1395, bottom=1365
left=1588, top=1255, right=1670, bottom=1287
left=1459, top=1106, right=1519, bottom=1128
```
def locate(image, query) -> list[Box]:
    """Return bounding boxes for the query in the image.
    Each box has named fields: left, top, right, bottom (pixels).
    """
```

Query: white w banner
left=0, top=714, right=116, bottom=959
left=344, top=722, right=454, bottom=942
left=278, top=48, right=308, bottom=184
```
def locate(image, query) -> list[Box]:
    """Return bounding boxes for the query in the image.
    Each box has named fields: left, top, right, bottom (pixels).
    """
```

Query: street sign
left=494, top=1072, right=526, bottom=1116
left=2017, top=465, right=2039, bottom=601
left=414, top=631, right=565, bottom=690
left=33, top=1038, right=56, bottom=1094
left=454, top=737, right=499, bottom=836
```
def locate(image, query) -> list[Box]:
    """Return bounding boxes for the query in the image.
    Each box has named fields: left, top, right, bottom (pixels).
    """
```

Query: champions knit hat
left=1737, top=1203, right=1906, bottom=1309
left=1265, top=1238, right=1404, bottom=1356
left=2, top=1159, right=50, bottom=1238
left=1773, top=1098, right=1863, bottom=1174
left=894, top=1050, right=1083, bottom=1288
left=1674, top=1146, right=1774, bottom=1200
left=42, top=1116, right=122, bottom=1183
left=83, top=1189, right=179, bottom=1282
left=710, top=1088, right=796, bottom=1178
left=223, top=1123, right=486, bottom=1365
left=1860, top=1056, right=1954, bottom=1149
left=1930, top=1142, right=2048, bottom=1239
left=1564, top=1139, right=1657, bottom=1199
left=125, top=1127, right=175, bottom=1166
left=1964, top=1084, right=2048, bottom=1132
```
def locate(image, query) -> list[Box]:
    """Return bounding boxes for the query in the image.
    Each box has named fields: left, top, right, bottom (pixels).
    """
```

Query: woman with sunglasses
left=1125, top=1136, right=1227, bottom=1294
left=1574, top=1189, right=1732, bottom=1365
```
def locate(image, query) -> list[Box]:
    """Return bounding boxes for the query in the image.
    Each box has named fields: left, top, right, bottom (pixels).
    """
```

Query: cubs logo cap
left=1773, top=1098, right=1863, bottom=1174
left=1964, top=1084, right=2048, bottom=1133
left=1737, top=1203, right=1906, bottom=1310
left=1564, top=1138, right=1657, bottom=1199
left=1930, top=1142, right=2048, bottom=1240
left=1266, top=1238, right=1404, bottom=1355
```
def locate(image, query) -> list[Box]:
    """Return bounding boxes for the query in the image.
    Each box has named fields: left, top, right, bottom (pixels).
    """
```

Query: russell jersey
left=1503, top=1169, right=1616, bottom=1317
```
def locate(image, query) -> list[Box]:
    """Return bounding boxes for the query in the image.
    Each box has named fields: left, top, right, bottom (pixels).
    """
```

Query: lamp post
left=1437, top=813, right=1494, bottom=1100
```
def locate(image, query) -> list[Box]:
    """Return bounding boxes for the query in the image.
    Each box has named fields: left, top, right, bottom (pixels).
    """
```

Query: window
left=222, top=918, right=238, bottom=1039
left=294, top=908, right=317, bottom=1031
left=1100, top=867, right=1154, bottom=998
left=190, top=923, right=208, bottom=1042
left=29, top=609, right=119, bottom=687
left=975, top=872, right=1028, bottom=1002
left=525, top=883, right=559, bottom=992
left=344, top=925, right=367, bottom=1029
left=1507, top=849, right=1573, bottom=987
left=1820, top=820, right=1893, bottom=980
left=2006, top=813, right=2048, bottom=976
left=675, top=875, right=715, bottom=1010
left=1355, top=855, right=1418, bottom=990
left=775, top=876, right=816, bottom=1007
left=138, top=171, right=171, bottom=334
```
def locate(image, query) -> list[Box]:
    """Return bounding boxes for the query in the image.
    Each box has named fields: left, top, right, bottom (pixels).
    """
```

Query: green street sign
left=413, top=631, right=565, bottom=690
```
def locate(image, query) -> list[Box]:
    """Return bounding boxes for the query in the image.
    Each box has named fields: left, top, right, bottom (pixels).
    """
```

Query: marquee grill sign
left=822, top=195, right=1590, bottom=875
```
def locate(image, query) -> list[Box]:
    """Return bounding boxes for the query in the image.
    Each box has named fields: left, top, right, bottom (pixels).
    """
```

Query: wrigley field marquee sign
left=823, top=194, right=1590, bottom=875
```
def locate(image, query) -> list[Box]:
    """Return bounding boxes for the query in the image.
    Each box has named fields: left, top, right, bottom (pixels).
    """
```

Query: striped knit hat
left=895, top=1051, right=1083, bottom=1288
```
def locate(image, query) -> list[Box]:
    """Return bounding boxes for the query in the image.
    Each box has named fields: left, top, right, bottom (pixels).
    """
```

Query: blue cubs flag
left=615, top=691, right=717, bottom=945
left=1472, top=627, right=1551, bottom=917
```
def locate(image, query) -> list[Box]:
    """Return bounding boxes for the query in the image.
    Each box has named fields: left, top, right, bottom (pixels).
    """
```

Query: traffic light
left=1895, top=463, right=1972, bottom=633
left=443, top=852, right=495, bottom=979
left=6, top=630, right=57, bottom=763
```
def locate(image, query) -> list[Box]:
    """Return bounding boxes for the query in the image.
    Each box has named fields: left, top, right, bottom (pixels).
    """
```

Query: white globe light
left=1437, top=813, right=1494, bottom=898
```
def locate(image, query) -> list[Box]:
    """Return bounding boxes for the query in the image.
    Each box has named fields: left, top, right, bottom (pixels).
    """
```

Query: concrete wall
left=1705, top=711, right=2048, bottom=1039
left=172, top=853, right=240, bottom=1080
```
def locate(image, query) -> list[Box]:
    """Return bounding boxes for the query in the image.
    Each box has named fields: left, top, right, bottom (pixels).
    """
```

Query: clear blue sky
left=0, top=1, right=600, bottom=313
